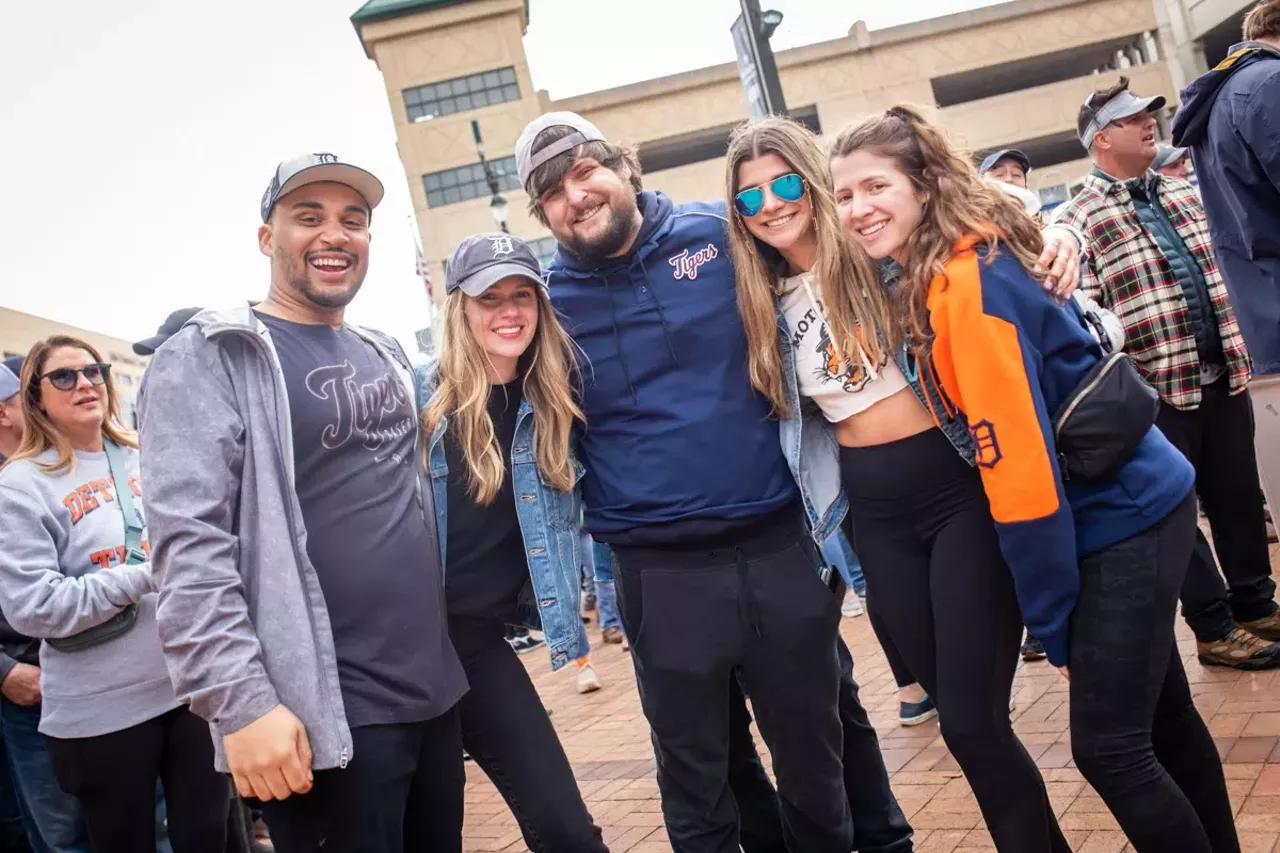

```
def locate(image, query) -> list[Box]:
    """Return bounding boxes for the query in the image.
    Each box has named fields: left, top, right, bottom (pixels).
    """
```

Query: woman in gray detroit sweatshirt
left=0, top=336, right=229, bottom=853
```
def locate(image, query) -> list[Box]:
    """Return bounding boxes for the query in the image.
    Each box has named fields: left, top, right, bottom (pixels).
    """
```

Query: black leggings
left=450, top=618, right=607, bottom=853
left=841, top=428, right=1068, bottom=853
left=45, top=706, right=229, bottom=853
left=842, top=512, right=917, bottom=690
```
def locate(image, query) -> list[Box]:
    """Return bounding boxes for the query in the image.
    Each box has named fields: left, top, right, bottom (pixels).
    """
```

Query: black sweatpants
left=841, top=429, right=1068, bottom=853
left=449, top=617, right=606, bottom=853
left=1156, top=377, right=1277, bottom=642
left=1070, top=493, right=1239, bottom=852
left=257, top=710, right=465, bottom=853
left=728, top=643, right=915, bottom=853
left=612, top=510, right=852, bottom=853
left=45, top=706, right=229, bottom=853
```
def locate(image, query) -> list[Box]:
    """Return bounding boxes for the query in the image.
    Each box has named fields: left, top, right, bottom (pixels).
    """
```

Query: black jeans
left=44, top=706, right=229, bottom=853
left=257, top=710, right=464, bottom=853
left=1157, top=377, right=1277, bottom=641
left=449, top=618, right=606, bottom=853
left=728, top=643, right=914, bottom=853
left=842, top=429, right=1068, bottom=853
left=1070, top=493, right=1239, bottom=852
left=612, top=510, right=852, bottom=853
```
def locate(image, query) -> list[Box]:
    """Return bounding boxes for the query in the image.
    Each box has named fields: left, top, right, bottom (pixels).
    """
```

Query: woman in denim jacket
left=723, top=116, right=1085, bottom=853
left=417, top=233, right=608, bottom=853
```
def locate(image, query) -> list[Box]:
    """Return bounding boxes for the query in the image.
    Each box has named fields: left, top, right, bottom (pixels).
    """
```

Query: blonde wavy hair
left=724, top=117, right=896, bottom=418
left=422, top=285, right=583, bottom=505
left=829, top=105, right=1044, bottom=355
left=7, top=336, right=137, bottom=474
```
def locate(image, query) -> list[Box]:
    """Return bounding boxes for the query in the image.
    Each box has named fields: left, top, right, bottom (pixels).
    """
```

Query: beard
left=559, top=192, right=641, bottom=264
left=278, top=248, right=366, bottom=309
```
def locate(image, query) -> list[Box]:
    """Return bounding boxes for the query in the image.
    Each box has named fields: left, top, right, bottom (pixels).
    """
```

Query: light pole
left=731, top=0, right=787, bottom=118
left=471, top=119, right=510, bottom=233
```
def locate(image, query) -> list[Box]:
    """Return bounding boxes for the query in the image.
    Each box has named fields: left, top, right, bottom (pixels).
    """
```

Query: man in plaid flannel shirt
left=1053, top=76, right=1280, bottom=671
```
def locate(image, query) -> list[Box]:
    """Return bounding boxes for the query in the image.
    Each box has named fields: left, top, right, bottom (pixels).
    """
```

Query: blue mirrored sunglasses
left=734, top=173, right=805, bottom=217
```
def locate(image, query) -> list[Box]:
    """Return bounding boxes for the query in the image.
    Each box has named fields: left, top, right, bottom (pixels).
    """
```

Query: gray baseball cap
left=1080, top=88, right=1167, bottom=148
left=0, top=365, right=19, bottom=402
left=515, top=112, right=607, bottom=190
left=260, top=153, right=385, bottom=222
left=1152, top=145, right=1190, bottom=170
left=445, top=233, right=545, bottom=297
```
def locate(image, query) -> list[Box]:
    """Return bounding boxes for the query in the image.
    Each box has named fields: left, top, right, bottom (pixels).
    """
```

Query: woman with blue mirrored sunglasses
left=733, top=172, right=806, bottom=217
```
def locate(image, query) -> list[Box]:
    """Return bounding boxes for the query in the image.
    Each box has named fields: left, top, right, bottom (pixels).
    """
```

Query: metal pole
left=471, top=119, right=509, bottom=232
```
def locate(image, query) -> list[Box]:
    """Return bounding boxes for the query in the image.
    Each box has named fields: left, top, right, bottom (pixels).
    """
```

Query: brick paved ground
left=463, top=541, right=1280, bottom=853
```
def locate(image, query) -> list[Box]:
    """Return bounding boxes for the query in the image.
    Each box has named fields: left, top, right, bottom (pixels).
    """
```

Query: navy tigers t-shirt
left=256, top=312, right=466, bottom=728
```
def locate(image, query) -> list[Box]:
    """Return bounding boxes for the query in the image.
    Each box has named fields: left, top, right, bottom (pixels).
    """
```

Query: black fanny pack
left=1053, top=351, right=1159, bottom=481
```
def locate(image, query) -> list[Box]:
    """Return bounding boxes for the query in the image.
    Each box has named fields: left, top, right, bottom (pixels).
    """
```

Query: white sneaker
left=841, top=590, right=865, bottom=618
left=577, top=664, right=601, bottom=694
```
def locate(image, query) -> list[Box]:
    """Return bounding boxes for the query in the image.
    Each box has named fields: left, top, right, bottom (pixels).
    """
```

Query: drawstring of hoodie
left=639, top=260, right=680, bottom=369
left=602, top=273, right=638, bottom=402
left=599, top=258, right=681, bottom=404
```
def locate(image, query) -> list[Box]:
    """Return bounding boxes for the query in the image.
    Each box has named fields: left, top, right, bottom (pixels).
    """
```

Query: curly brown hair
left=829, top=105, right=1044, bottom=356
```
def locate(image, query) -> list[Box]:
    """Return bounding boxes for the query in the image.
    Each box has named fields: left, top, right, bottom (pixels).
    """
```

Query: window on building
left=404, top=67, right=520, bottom=123
left=423, top=157, right=520, bottom=208
left=116, top=373, right=133, bottom=387
left=529, top=236, right=557, bottom=269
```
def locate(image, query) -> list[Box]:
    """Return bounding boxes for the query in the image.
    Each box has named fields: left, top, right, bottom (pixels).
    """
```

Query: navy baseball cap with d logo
left=260, top=153, right=385, bottom=222
left=445, top=233, right=545, bottom=297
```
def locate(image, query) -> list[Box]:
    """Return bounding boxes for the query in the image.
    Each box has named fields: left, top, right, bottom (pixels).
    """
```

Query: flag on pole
left=415, top=241, right=433, bottom=297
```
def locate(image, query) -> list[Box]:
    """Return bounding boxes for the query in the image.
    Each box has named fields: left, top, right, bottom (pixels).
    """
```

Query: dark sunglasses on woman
left=734, top=172, right=805, bottom=217
left=42, top=363, right=111, bottom=392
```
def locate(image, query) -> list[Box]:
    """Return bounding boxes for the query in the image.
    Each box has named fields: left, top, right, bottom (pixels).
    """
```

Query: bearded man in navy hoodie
left=514, top=112, right=908, bottom=853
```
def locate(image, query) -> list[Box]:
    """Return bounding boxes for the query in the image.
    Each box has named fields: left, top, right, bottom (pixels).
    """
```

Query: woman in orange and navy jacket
left=827, top=106, right=1237, bottom=853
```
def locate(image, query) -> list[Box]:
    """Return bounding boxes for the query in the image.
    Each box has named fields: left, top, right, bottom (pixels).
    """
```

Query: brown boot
left=602, top=627, right=624, bottom=645
left=1197, top=628, right=1280, bottom=670
left=1239, top=611, right=1280, bottom=642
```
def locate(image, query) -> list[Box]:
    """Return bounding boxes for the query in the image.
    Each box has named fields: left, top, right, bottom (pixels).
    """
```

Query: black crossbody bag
left=1052, top=309, right=1160, bottom=481
left=46, top=440, right=143, bottom=652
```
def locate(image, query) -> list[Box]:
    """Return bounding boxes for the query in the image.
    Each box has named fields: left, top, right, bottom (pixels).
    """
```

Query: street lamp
left=760, top=8, right=783, bottom=39
left=489, top=193, right=510, bottom=230
left=471, top=119, right=510, bottom=233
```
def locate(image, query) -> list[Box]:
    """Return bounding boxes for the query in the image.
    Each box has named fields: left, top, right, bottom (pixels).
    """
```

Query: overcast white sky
left=0, top=0, right=1002, bottom=355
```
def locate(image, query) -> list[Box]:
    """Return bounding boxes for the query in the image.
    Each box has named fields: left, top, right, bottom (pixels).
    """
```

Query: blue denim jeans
left=0, top=699, right=89, bottom=853
left=0, top=700, right=172, bottom=853
left=0, top=730, right=31, bottom=852
left=590, top=541, right=623, bottom=633
left=821, top=530, right=865, bottom=596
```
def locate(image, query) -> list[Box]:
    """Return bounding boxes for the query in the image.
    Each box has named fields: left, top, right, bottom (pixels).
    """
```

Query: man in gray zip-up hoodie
left=138, top=154, right=467, bottom=853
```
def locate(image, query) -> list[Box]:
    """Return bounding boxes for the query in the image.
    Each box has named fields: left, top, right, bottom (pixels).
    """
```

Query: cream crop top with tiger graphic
left=778, top=271, right=908, bottom=423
